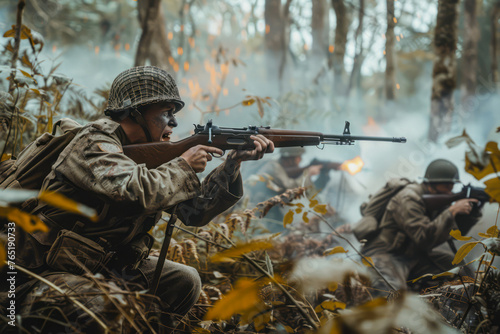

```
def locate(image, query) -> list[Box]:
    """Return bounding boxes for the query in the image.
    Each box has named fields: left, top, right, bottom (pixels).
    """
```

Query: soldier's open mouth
left=162, top=132, right=172, bottom=141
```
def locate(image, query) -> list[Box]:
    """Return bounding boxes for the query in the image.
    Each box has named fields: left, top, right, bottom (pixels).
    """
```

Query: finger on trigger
left=202, top=145, right=224, bottom=156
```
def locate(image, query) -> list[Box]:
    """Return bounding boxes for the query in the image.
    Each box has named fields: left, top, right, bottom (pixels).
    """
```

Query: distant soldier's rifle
left=422, top=184, right=490, bottom=212
left=123, top=120, right=406, bottom=169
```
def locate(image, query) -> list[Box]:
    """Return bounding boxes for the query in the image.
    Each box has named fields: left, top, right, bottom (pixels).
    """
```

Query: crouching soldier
left=0, top=66, right=274, bottom=333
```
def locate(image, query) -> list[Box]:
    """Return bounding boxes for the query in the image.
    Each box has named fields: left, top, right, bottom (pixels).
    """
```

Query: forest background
left=1, top=0, right=500, bottom=333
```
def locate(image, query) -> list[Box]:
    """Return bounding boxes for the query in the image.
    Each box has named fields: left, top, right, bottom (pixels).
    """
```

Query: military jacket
left=21, top=118, right=243, bottom=269
left=364, top=183, right=480, bottom=258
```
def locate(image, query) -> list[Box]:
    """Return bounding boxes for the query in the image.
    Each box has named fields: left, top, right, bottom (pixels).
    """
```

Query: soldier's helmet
left=104, top=66, right=184, bottom=118
left=280, top=147, right=305, bottom=158
left=423, top=159, right=460, bottom=183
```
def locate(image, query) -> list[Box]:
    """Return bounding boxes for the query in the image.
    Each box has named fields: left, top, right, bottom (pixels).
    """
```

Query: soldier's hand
left=308, top=165, right=323, bottom=176
left=181, top=145, right=223, bottom=173
left=227, top=135, right=275, bottom=163
left=449, top=198, right=479, bottom=217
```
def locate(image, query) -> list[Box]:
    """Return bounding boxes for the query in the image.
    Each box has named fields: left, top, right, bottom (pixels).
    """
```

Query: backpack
left=352, top=178, right=413, bottom=242
left=0, top=118, right=82, bottom=191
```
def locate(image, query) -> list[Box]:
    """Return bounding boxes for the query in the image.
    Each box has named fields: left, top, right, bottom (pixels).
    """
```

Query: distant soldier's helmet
left=104, top=66, right=184, bottom=118
left=280, top=147, right=305, bottom=158
left=423, top=159, right=460, bottom=183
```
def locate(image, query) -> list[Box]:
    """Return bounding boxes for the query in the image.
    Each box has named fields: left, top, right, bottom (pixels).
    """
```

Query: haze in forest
left=0, top=0, right=499, bottom=230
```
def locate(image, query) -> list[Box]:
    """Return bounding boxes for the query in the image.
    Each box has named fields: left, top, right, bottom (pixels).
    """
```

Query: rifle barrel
left=323, top=134, right=407, bottom=143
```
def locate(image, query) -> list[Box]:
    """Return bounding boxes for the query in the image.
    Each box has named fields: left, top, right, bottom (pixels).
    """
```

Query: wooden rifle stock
left=123, top=120, right=406, bottom=169
left=422, top=185, right=490, bottom=212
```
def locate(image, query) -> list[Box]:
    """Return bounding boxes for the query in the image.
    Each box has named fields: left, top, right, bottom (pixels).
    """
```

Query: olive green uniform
left=2, top=117, right=243, bottom=332
left=362, top=183, right=481, bottom=294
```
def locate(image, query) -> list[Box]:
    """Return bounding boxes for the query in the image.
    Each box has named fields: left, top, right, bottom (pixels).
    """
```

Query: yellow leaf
left=302, top=211, right=309, bottom=223
left=30, top=88, right=41, bottom=96
left=283, top=210, right=294, bottom=227
left=284, top=326, right=294, bottom=333
left=3, top=28, right=15, bottom=38
left=328, top=282, right=338, bottom=292
left=309, top=199, right=319, bottom=208
left=487, top=225, right=500, bottom=238
left=0, top=207, right=48, bottom=233
left=314, top=300, right=346, bottom=313
left=466, top=141, right=500, bottom=181
left=240, top=301, right=271, bottom=331
left=1, top=154, right=11, bottom=162
left=326, top=246, right=348, bottom=256
left=0, top=241, right=5, bottom=269
left=359, top=297, right=387, bottom=309
left=295, top=208, right=302, bottom=214
left=479, top=233, right=492, bottom=238
left=38, top=191, right=98, bottom=221
left=242, top=98, right=255, bottom=106
left=193, top=328, right=211, bottom=334
left=432, top=271, right=456, bottom=279
left=410, top=273, right=433, bottom=283
left=314, top=204, right=328, bottom=214
left=210, top=240, right=273, bottom=263
left=19, top=69, right=32, bottom=78
left=485, top=177, right=500, bottom=204
left=452, top=242, right=479, bottom=265
left=204, top=278, right=260, bottom=321
left=450, top=229, right=472, bottom=241
left=362, top=256, right=374, bottom=267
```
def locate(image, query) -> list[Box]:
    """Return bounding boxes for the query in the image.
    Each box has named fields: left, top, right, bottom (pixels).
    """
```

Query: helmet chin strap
left=130, top=108, right=153, bottom=143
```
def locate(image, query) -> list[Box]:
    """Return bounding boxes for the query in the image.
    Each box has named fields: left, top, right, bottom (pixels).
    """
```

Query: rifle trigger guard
left=211, top=150, right=225, bottom=158
left=316, top=143, right=325, bottom=150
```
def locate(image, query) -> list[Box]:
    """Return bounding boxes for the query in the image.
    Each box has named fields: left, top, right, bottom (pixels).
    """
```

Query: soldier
left=246, top=147, right=334, bottom=232
left=3, top=66, right=274, bottom=332
left=361, top=159, right=482, bottom=295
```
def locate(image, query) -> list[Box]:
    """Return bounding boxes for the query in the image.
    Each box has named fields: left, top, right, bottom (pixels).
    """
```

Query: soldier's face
left=143, top=103, right=178, bottom=142
left=432, top=183, right=454, bottom=194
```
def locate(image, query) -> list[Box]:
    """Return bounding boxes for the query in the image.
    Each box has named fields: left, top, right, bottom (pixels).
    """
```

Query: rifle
left=283, top=159, right=342, bottom=178
left=422, top=184, right=490, bottom=212
left=123, top=120, right=406, bottom=169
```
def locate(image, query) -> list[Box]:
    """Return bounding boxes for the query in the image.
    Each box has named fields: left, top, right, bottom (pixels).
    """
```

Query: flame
left=383, top=50, right=386, bottom=55
left=328, top=45, right=334, bottom=53
left=340, top=156, right=364, bottom=175
left=393, top=17, right=397, bottom=23
left=396, top=83, right=400, bottom=90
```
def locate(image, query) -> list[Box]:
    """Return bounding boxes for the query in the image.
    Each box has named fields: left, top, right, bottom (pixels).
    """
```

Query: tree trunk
left=311, top=0, right=329, bottom=60
left=385, top=0, right=396, bottom=101
left=461, top=0, right=479, bottom=107
left=135, top=0, right=173, bottom=71
left=264, top=0, right=293, bottom=90
left=346, top=0, right=365, bottom=98
left=264, top=0, right=283, bottom=81
left=428, top=0, right=459, bottom=142
left=491, top=1, right=500, bottom=84
left=331, top=0, right=349, bottom=94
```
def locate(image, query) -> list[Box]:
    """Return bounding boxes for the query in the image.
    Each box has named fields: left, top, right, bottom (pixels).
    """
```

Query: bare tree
left=311, top=0, right=329, bottom=61
left=331, top=0, right=350, bottom=94
left=264, top=0, right=293, bottom=90
left=135, top=0, right=173, bottom=71
left=346, top=0, right=365, bottom=98
left=428, top=0, right=459, bottom=142
left=385, top=0, right=396, bottom=101
left=491, top=0, right=500, bottom=84
left=461, top=0, right=480, bottom=108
